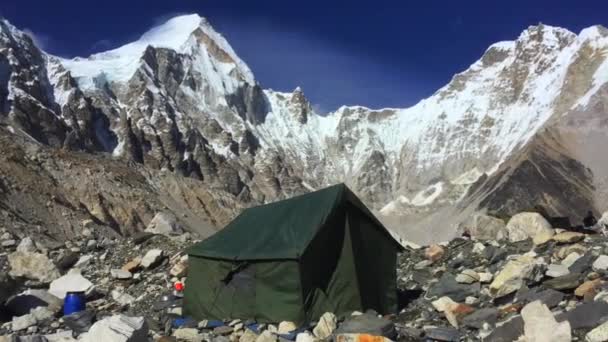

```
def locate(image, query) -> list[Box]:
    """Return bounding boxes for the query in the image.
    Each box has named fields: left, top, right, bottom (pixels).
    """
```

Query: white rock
left=459, top=214, right=507, bottom=241
left=140, top=249, right=163, bottom=269
left=562, top=252, right=582, bottom=268
left=296, top=332, right=318, bottom=342
left=11, top=313, right=37, bottom=331
left=74, top=255, right=94, bottom=268
left=587, top=320, right=608, bottom=342
left=313, top=312, right=337, bottom=339
left=598, top=212, right=608, bottom=229
left=595, top=291, right=608, bottom=303
left=456, top=269, right=479, bottom=284
left=112, top=289, right=135, bottom=306
left=432, top=296, right=457, bottom=312
left=8, top=251, right=60, bottom=283
left=45, top=330, right=77, bottom=342
left=173, top=327, right=203, bottom=342
left=506, top=212, right=555, bottom=245
left=478, top=272, right=493, bottom=283
left=472, top=242, right=486, bottom=254
left=1, top=239, right=16, bottom=248
left=546, top=264, right=570, bottom=278
left=256, top=331, right=277, bottom=342
left=240, top=329, right=260, bottom=342
left=145, top=212, right=184, bottom=236
left=81, top=315, right=148, bottom=342
left=521, top=300, right=571, bottom=342
left=30, top=306, right=54, bottom=321
left=111, top=269, right=133, bottom=280
left=49, top=271, right=94, bottom=299
left=16, top=237, right=37, bottom=253
left=593, top=255, right=608, bottom=271
left=489, top=255, right=543, bottom=297
left=278, top=321, right=297, bottom=334
left=465, top=296, right=479, bottom=305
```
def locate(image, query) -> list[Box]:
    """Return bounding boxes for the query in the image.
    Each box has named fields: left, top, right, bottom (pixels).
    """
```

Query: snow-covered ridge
left=58, top=14, right=255, bottom=90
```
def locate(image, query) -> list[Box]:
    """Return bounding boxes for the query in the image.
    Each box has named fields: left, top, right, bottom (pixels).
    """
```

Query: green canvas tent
left=184, top=183, right=404, bottom=323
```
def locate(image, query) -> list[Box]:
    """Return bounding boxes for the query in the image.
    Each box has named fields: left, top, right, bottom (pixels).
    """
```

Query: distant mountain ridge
left=1, top=14, right=608, bottom=243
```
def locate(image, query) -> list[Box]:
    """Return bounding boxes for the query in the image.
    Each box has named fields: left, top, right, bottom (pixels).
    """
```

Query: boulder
left=295, top=332, right=318, bottom=342
left=145, top=212, right=184, bottom=236
left=313, top=312, right=337, bottom=339
left=459, top=214, right=506, bottom=240
left=552, top=231, right=584, bottom=244
left=255, top=331, right=277, bottom=342
left=81, top=315, right=148, bottom=342
left=569, top=251, right=596, bottom=274
left=1, top=239, right=16, bottom=248
left=594, top=255, right=608, bottom=271
left=424, top=244, right=445, bottom=262
left=16, top=237, right=37, bottom=253
left=44, top=330, right=78, bottom=342
left=478, top=272, right=493, bottom=283
left=556, top=302, right=608, bottom=329
left=73, top=255, right=94, bottom=269
left=427, top=273, right=481, bottom=302
left=173, top=328, right=203, bottom=342
left=586, top=320, right=608, bottom=342
left=278, top=321, right=297, bottom=334
left=521, top=301, right=570, bottom=342
left=517, top=288, right=564, bottom=309
left=455, top=269, right=479, bottom=284
left=8, top=251, right=60, bottom=283
left=111, top=269, right=133, bottom=280
left=49, top=271, right=94, bottom=299
left=506, top=212, right=554, bottom=245
left=575, top=279, right=603, bottom=298
left=112, top=289, right=135, bottom=306
left=555, top=244, right=587, bottom=260
left=423, top=327, right=462, bottom=342
left=485, top=316, right=524, bottom=342
left=489, top=255, right=543, bottom=297
left=141, top=249, right=164, bottom=269
left=561, top=252, right=582, bottom=268
left=543, top=273, right=583, bottom=290
left=432, top=296, right=457, bottom=312
left=546, top=264, right=570, bottom=278
left=11, top=313, right=37, bottom=331
left=241, top=330, right=260, bottom=342
left=30, top=306, right=54, bottom=321
left=599, top=211, right=608, bottom=229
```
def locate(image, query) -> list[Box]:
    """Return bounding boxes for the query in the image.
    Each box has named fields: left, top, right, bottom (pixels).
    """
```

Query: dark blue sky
left=1, top=0, right=607, bottom=112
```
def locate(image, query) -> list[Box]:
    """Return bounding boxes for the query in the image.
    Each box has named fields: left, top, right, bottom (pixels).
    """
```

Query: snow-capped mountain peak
left=58, top=14, right=255, bottom=90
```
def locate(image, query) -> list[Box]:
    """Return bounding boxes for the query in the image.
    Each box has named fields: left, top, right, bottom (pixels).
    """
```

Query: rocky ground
left=2, top=211, right=608, bottom=341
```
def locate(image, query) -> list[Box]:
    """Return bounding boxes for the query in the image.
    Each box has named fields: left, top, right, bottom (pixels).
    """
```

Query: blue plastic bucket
left=63, top=291, right=86, bottom=316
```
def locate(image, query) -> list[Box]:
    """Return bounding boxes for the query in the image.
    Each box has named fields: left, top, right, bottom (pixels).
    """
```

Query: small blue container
left=63, top=291, right=86, bottom=316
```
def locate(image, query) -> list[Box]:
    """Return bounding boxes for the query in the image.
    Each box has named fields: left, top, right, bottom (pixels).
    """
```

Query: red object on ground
left=174, top=282, right=184, bottom=292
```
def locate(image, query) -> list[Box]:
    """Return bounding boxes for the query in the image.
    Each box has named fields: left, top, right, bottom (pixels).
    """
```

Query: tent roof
left=187, top=183, right=403, bottom=260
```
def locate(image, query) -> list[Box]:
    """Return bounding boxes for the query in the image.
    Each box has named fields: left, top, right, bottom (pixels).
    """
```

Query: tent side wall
left=347, top=204, right=399, bottom=314
left=300, top=205, right=363, bottom=321
left=184, top=257, right=304, bottom=323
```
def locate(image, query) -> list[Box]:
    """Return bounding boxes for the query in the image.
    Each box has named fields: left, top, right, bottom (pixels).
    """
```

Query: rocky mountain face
left=1, top=15, right=608, bottom=243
